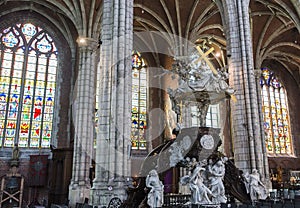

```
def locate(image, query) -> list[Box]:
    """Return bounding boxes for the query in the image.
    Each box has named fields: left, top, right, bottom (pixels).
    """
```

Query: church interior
left=0, top=0, right=299, bottom=207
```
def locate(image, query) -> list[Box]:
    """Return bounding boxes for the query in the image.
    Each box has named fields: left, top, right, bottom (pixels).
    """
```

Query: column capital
left=77, top=36, right=99, bottom=51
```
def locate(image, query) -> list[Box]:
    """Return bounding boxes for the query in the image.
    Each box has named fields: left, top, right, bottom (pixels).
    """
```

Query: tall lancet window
left=260, top=68, right=293, bottom=155
left=131, top=51, right=147, bottom=150
left=0, top=23, right=57, bottom=148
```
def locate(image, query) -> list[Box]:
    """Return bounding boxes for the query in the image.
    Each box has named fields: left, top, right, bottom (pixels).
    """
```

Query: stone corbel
left=253, top=69, right=262, bottom=79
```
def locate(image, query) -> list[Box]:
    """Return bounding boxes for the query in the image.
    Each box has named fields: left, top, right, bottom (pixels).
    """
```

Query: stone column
left=222, top=0, right=266, bottom=178
left=90, top=0, right=133, bottom=206
left=254, top=69, right=270, bottom=187
left=68, top=37, right=98, bottom=206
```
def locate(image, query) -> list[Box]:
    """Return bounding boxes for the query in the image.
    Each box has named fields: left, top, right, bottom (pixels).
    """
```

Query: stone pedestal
left=90, top=181, right=127, bottom=207
left=69, top=185, right=91, bottom=205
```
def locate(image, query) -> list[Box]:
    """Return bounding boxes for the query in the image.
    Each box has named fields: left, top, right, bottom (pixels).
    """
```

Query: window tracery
left=260, top=68, right=293, bottom=155
left=0, top=23, right=57, bottom=148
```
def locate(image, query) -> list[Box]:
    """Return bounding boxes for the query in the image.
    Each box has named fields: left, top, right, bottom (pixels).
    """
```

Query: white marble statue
left=180, top=164, right=213, bottom=205
left=189, top=60, right=234, bottom=95
left=189, top=60, right=216, bottom=91
left=146, top=170, right=164, bottom=208
left=188, top=166, right=213, bottom=204
left=207, top=159, right=227, bottom=204
left=171, top=55, right=235, bottom=95
left=167, top=56, right=235, bottom=117
left=180, top=157, right=229, bottom=205
left=169, top=136, right=192, bottom=167
left=243, top=169, right=267, bottom=201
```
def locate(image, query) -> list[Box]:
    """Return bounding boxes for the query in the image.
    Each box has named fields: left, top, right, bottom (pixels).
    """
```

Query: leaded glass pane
left=0, top=23, right=58, bottom=148
left=260, top=68, right=293, bottom=155
left=2, top=30, right=19, bottom=47
left=131, top=51, right=147, bottom=150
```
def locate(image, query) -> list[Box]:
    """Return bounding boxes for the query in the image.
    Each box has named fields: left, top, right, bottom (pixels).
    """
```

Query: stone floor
left=221, top=200, right=299, bottom=208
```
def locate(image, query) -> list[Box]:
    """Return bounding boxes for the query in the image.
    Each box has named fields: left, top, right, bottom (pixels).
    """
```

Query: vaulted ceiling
left=132, top=0, right=300, bottom=83
left=0, top=0, right=299, bottom=83
left=133, top=0, right=225, bottom=69
left=250, top=0, right=300, bottom=85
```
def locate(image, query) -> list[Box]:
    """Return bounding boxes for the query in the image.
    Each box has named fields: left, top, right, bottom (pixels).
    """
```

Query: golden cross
left=195, top=46, right=218, bottom=75
left=195, top=46, right=237, bottom=102
left=177, top=101, right=185, bottom=123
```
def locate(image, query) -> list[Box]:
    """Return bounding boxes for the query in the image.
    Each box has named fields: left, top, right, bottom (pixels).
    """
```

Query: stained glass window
left=0, top=23, right=57, bottom=148
left=131, top=51, right=147, bottom=150
left=260, top=68, right=293, bottom=155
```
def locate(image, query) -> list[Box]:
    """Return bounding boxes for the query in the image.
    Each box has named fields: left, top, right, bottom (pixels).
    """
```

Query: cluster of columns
left=68, top=37, right=99, bottom=204
left=68, top=0, right=133, bottom=206
left=68, top=0, right=270, bottom=207
left=90, top=0, right=134, bottom=206
left=222, top=0, right=269, bottom=183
